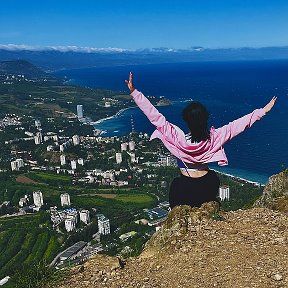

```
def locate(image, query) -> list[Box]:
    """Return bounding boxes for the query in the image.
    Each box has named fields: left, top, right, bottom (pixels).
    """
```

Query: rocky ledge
left=254, top=169, right=288, bottom=213
left=56, top=201, right=288, bottom=288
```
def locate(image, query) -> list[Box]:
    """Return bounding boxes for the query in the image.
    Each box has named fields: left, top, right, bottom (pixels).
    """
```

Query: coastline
left=211, top=168, right=267, bottom=187
left=91, top=106, right=137, bottom=126
left=59, top=66, right=277, bottom=186
left=90, top=106, right=270, bottom=186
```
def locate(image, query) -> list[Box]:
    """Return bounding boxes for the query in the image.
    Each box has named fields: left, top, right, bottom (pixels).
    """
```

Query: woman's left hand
left=125, top=72, right=135, bottom=93
left=263, top=96, right=277, bottom=114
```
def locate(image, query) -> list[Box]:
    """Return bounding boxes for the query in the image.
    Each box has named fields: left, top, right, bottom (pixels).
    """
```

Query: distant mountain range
left=0, top=45, right=288, bottom=71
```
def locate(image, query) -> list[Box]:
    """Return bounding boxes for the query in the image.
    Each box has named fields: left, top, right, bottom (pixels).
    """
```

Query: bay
left=54, top=60, right=288, bottom=184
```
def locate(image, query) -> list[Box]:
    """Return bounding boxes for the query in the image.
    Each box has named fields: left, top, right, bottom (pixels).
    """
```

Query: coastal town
left=0, top=66, right=264, bottom=286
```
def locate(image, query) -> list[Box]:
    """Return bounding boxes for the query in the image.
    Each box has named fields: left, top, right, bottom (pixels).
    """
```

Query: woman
left=125, top=72, right=277, bottom=209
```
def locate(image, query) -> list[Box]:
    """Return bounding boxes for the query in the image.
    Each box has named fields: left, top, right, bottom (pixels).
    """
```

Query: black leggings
left=169, top=170, right=220, bottom=209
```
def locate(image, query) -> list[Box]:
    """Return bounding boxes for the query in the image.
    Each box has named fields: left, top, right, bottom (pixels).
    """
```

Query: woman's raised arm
left=215, top=96, right=277, bottom=145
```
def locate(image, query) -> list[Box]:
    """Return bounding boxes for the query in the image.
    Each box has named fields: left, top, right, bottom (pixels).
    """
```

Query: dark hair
left=182, top=101, right=210, bottom=142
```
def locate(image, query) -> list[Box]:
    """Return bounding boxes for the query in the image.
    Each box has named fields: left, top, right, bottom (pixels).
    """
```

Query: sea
left=54, top=60, right=288, bottom=185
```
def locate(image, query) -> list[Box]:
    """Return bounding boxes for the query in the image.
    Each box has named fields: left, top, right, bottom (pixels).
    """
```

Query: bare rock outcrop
left=56, top=201, right=288, bottom=288
left=254, top=169, right=288, bottom=213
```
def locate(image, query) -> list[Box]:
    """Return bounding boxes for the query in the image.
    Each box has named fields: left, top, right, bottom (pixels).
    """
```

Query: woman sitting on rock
left=125, top=72, right=277, bottom=209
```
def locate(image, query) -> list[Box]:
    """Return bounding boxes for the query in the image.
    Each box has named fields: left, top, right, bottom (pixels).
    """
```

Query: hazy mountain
left=0, top=45, right=288, bottom=71
left=0, top=59, right=56, bottom=79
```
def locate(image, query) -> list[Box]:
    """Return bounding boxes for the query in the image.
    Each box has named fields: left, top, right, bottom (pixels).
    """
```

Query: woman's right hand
left=125, top=72, right=135, bottom=93
left=263, top=96, right=277, bottom=114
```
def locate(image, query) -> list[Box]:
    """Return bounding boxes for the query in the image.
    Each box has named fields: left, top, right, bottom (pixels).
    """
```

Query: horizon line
left=1, top=44, right=288, bottom=53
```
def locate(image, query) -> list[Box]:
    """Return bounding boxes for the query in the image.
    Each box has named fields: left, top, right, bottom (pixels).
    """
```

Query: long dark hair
left=182, top=101, right=210, bottom=142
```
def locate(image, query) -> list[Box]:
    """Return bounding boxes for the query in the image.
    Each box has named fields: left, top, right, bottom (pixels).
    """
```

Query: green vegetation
left=115, top=194, right=156, bottom=205
left=26, top=172, right=72, bottom=186
left=218, top=174, right=263, bottom=211
left=7, top=260, right=64, bottom=288
left=0, top=80, right=132, bottom=120
left=0, top=213, right=61, bottom=280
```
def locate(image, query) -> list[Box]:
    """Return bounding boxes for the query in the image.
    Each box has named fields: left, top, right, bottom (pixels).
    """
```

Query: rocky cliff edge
left=56, top=199, right=287, bottom=288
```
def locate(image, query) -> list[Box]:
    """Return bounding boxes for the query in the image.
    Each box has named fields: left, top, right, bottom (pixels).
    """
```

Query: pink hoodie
left=131, top=89, right=266, bottom=166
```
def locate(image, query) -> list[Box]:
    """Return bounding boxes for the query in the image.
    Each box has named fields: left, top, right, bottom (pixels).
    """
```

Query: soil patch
left=95, top=194, right=117, bottom=199
left=16, top=175, right=37, bottom=184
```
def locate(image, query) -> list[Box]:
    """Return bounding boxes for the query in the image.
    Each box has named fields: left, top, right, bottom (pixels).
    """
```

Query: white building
left=34, top=132, right=42, bottom=145
left=60, top=155, right=66, bottom=166
left=35, top=119, right=41, bottom=128
left=16, top=158, right=24, bottom=168
left=116, top=152, right=122, bottom=164
left=104, top=101, right=111, bottom=108
left=77, top=105, right=83, bottom=119
left=11, top=160, right=20, bottom=171
left=77, top=158, right=84, bottom=165
left=65, top=215, right=76, bottom=232
left=80, top=210, right=90, bottom=225
left=72, top=135, right=80, bottom=146
left=19, top=197, right=28, bottom=207
left=98, top=215, right=110, bottom=235
left=128, top=141, right=135, bottom=151
left=121, top=143, right=128, bottom=151
left=71, top=160, right=77, bottom=170
left=60, top=193, right=71, bottom=207
left=219, top=186, right=230, bottom=201
left=158, top=155, right=176, bottom=166
left=59, top=144, right=65, bottom=152
left=46, top=145, right=53, bottom=152
left=129, top=153, right=136, bottom=163
left=103, top=171, right=115, bottom=180
left=33, top=191, right=44, bottom=207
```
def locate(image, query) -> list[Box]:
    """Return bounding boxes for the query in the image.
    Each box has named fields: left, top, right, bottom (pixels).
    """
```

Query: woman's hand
left=263, top=96, right=277, bottom=114
left=125, top=72, right=135, bottom=93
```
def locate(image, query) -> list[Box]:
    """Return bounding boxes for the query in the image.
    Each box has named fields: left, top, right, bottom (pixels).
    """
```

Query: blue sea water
left=54, top=61, right=288, bottom=184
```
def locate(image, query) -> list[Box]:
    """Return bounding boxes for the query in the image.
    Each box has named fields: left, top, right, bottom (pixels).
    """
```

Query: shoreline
left=90, top=106, right=137, bottom=126
left=89, top=106, right=270, bottom=187
left=211, top=168, right=266, bottom=187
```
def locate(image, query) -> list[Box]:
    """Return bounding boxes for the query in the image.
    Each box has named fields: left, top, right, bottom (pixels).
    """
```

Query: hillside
left=54, top=171, right=288, bottom=288
left=55, top=202, right=288, bottom=288
left=0, top=60, right=55, bottom=79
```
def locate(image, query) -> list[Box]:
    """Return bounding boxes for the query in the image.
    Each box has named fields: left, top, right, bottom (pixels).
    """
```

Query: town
left=0, top=100, right=235, bottom=270
left=0, top=68, right=264, bottom=286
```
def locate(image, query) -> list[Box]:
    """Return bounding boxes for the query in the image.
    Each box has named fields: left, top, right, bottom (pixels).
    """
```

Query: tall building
left=35, top=119, right=41, bottom=128
left=80, top=210, right=90, bottom=225
left=72, top=135, right=80, bottom=145
left=16, top=158, right=24, bottom=168
left=59, top=144, right=64, bottom=152
left=65, top=214, right=77, bottom=232
left=219, top=186, right=230, bottom=201
left=71, top=160, right=77, bottom=170
left=115, top=152, right=122, bottom=164
left=60, top=193, right=71, bottom=207
left=77, top=105, right=83, bottom=119
left=128, top=141, right=135, bottom=151
left=121, top=143, right=128, bottom=151
left=98, top=215, right=110, bottom=235
left=11, top=160, right=19, bottom=171
left=60, top=155, right=66, bottom=166
left=33, top=191, right=44, bottom=207
left=130, top=153, right=136, bottom=163
left=34, top=132, right=42, bottom=145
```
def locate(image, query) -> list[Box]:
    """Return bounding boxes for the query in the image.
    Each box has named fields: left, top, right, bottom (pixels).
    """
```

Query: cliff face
left=253, top=169, right=288, bottom=213
left=56, top=201, right=288, bottom=288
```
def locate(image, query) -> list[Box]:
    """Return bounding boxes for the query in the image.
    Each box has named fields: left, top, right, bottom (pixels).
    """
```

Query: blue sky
left=1, top=0, right=288, bottom=49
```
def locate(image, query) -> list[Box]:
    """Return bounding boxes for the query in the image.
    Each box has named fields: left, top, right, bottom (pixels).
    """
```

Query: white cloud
left=0, top=44, right=130, bottom=53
